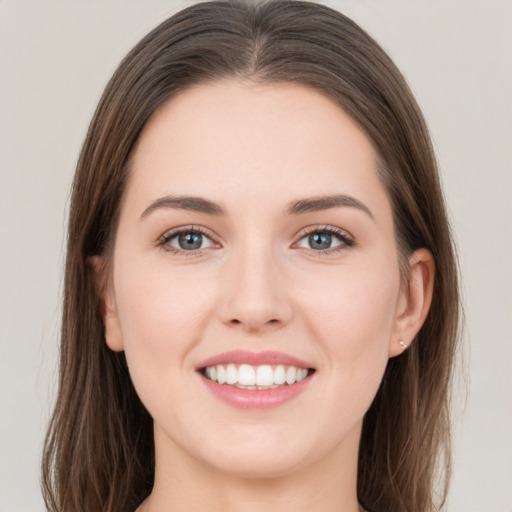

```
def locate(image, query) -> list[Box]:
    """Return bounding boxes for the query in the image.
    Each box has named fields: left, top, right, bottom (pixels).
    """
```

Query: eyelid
left=294, top=224, right=353, bottom=240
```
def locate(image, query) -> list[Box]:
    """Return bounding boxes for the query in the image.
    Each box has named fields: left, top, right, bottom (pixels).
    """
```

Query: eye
left=158, top=224, right=354, bottom=256
left=159, top=226, right=217, bottom=255
left=295, top=226, right=354, bottom=253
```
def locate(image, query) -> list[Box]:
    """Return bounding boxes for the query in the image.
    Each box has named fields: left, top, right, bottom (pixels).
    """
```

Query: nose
left=217, top=243, right=293, bottom=333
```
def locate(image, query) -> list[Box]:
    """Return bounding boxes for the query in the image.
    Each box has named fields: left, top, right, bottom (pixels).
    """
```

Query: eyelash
left=158, top=224, right=355, bottom=257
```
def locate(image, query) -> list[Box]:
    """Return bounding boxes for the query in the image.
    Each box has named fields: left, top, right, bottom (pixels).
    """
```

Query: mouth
left=196, top=350, right=316, bottom=409
left=199, top=363, right=316, bottom=390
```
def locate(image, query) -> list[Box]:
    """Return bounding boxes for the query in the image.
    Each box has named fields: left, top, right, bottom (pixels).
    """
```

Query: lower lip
left=199, top=373, right=314, bottom=410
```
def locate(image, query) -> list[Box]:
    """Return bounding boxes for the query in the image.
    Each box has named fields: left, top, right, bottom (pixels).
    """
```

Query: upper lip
left=196, top=350, right=315, bottom=370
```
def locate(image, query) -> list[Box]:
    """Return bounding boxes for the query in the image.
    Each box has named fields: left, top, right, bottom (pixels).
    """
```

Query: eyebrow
left=140, top=193, right=373, bottom=219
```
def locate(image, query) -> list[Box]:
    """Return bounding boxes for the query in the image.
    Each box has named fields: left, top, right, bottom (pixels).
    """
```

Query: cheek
left=302, top=261, right=399, bottom=338
left=299, top=261, right=399, bottom=400
left=115, top=240, right=214, bottom=331
left=112, top=257, right=216, bottom=394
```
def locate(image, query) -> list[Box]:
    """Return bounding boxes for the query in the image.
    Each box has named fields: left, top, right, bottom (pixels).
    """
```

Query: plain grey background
left=1, top=1, right=511, bottom=511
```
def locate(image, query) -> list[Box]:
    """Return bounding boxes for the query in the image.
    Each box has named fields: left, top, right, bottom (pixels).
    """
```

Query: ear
left=389, top=248, right=435, bottom=358
left=89, top=256, right=124, bottom=352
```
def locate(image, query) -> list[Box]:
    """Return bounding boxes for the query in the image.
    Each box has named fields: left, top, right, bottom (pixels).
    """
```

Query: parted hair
left=41, top=1, right=460, bottom=511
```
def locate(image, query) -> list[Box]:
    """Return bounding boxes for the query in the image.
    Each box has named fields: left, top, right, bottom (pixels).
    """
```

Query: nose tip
left=220, top=290, right=292, bottom=333
left=227, top=314, right=284, bottom=333
left=217, top=256, right=293, bottom=333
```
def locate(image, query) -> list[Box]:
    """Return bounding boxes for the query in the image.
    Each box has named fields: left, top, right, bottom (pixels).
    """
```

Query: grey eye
left=177, top=232, right=203, bottom=250
left=296, top=230, right=345, bottom=251
left=165, top=230, right=215, bottom=252
left=308, top=232, right=334, bottom=250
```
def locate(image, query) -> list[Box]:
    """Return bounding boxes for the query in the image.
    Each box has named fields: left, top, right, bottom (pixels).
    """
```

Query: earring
left=398, top=340, right=408, bottom=350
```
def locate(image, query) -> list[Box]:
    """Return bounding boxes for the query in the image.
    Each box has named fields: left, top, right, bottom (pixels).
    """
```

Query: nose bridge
left=218, top=235, right=293, bottom=332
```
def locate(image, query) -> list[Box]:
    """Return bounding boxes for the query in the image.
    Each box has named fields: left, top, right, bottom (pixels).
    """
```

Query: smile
left=196, top=350, right=316, bottom=409
left=203, top=363, right=313, bottom=389
left=201, top=363, right=313, bottom=389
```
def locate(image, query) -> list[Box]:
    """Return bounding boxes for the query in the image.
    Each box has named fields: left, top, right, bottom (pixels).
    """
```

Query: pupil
left=309, top=232, right=331, bottom=250
left=179, top=232, right=202, bottom=250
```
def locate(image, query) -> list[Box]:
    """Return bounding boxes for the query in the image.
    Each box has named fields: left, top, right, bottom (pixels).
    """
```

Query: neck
left=140, top=422, right=362, bottom=512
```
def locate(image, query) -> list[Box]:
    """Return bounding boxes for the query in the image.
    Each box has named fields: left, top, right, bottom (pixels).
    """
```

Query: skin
left=97, top=80, right=434, bottom=512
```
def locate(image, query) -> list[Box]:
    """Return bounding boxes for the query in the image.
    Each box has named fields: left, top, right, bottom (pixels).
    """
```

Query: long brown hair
left=42, top=1, right=460, bottom=511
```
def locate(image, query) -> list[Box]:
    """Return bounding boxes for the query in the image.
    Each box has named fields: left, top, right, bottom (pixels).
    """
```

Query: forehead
left=127, top=80, right=389, bottom=220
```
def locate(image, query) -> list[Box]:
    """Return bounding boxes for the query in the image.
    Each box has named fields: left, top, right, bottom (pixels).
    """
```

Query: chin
left=193, top=430, right=322, bottom=480
left=205, top=451, right=307, bottom=480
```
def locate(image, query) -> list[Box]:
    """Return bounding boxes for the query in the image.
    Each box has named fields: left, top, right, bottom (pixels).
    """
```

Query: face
left=102, top=80, right=427, bottom=480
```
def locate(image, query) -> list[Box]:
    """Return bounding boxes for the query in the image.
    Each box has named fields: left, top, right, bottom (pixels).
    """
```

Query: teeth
left=256, top=365, right=274, bottom=386
left=216, top=365, right=226, bottom=384
left=238, top=364, right=256, bottom=385
left=296, top=368, right=308, bottom=382
left=203, top=363, right=312, bottom=387
left=226, top=363, right=237, bottom=385
left=274, top=365, right=286, bottom=385
left=285, top=366, right=296, bottom=385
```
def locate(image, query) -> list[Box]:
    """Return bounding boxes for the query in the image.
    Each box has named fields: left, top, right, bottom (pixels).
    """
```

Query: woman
left=41, top=1, right=460, bottom=511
